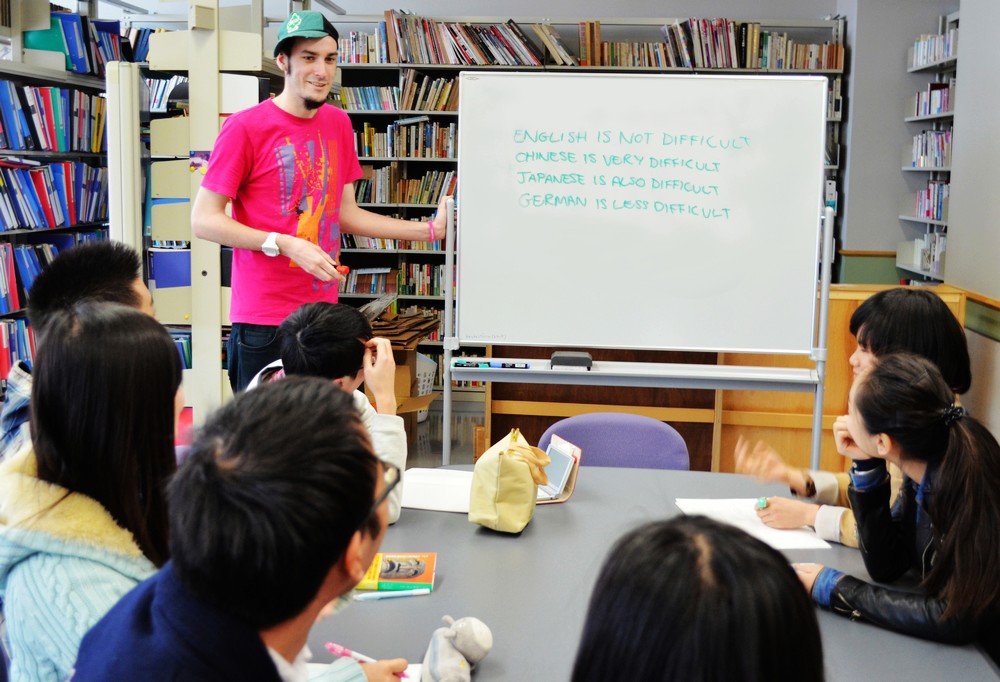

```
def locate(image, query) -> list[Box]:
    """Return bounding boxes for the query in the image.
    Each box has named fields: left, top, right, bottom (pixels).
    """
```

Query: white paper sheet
left=675, top=498, right=832, bottom=550
left=401, top=468, right=473, bottom=513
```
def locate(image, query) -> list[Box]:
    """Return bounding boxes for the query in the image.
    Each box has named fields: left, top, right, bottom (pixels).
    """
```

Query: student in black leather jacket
left=796, top=354, right=1000, bottom=665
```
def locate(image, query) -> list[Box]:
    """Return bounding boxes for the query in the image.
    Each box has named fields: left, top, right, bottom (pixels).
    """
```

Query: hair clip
left=943, top=404, right=965, bottom=426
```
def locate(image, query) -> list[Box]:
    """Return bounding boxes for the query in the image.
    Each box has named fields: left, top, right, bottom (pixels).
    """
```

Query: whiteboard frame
left=453, top=71, right=826, bottom=356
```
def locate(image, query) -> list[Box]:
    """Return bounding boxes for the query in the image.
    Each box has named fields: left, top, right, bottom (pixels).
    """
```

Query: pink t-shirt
left=201, top=100, right=363, bottom=325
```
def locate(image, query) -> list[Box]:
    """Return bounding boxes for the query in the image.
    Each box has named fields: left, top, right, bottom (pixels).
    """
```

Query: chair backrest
left=537, top=412, right=690, bottom=470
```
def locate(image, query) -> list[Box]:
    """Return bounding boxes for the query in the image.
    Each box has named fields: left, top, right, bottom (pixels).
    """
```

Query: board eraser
left=550, top=351, right=593, bottom=370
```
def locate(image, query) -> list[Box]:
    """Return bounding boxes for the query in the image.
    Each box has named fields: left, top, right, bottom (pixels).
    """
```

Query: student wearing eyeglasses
left=72, top=377, right=407, bottom=682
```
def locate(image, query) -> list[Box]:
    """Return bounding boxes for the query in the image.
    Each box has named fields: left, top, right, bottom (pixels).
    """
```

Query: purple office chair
left=537, top=412, right=689, bottom=470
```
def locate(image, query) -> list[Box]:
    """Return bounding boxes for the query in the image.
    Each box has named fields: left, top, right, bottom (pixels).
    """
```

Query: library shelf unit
left=334, top=15, right=847, bottom=462
left=896, top=11, right=958, bottom=282
left=108, top=1, right=283, bottom=421
left=0, top=53, right=110, bottom=384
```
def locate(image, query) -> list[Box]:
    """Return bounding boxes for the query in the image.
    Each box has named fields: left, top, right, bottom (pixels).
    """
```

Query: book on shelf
left=0, top=318, right=35, bottom=389
left=657, top=19, right=842, bottom=71
left=911, top=28, right=959, bottom=68
left=357, top=552, right=437, bottom=592
left=531, top=24, right=578, bottom=66
left=339, top=267, right=398, bottom=296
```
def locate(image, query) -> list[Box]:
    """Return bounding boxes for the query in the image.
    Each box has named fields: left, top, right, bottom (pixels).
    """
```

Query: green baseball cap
left=274, top=11, right=339, bottom=57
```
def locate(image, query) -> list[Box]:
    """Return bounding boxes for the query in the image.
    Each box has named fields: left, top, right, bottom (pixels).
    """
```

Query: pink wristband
left=427, top=218, right=436, bottom=241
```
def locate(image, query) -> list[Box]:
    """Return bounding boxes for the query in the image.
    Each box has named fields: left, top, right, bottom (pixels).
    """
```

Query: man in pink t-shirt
left=192, top=11, right=447, bottom=391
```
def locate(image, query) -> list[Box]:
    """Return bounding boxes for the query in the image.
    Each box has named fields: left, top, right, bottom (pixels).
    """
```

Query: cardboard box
left=365, top=348, right=440, bottom=413
left=364, top=347, right=440, bottom=450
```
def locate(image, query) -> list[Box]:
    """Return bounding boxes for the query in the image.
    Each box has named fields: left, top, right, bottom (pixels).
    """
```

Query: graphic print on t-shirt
left=275, top=134, right=341, bottom=289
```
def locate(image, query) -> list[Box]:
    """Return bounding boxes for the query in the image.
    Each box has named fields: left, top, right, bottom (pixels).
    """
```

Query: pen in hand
left=325, top=642, right=408, bottom=679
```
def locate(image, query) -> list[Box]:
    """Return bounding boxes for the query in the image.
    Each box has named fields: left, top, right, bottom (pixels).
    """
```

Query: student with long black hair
left=799, top=353, right=1000, bottom=663
left=737, top=288, right=971, bottom=546
left=572, top=515, right=824, bottom=682
left=0, top=303, right=182, bottom=681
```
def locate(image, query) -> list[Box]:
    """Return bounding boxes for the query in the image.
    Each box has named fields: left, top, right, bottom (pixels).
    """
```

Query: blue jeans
left=228, top=323, right=281, bottom=392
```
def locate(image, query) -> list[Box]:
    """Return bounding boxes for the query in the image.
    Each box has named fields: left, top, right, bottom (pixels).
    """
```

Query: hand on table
left=755, top=497, right=819, bottom=529
left=360, top=659, right=408, bottom=681
left=793, top=562, right=825, bottom=593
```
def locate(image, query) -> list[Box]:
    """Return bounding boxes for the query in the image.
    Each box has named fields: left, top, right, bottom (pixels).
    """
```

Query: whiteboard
left=455, top=72, right=827, bottom=355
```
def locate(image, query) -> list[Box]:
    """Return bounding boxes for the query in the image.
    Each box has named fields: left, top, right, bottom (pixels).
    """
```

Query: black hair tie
left=943, top=404, right=966, bottom=426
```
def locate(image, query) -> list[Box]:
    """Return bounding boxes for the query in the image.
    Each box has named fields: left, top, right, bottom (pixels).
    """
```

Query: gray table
left=310, top=468, right=999, bottom=681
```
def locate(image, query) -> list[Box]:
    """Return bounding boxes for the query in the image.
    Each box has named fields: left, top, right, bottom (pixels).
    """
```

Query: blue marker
left=490, top=362, right=531, bottom=369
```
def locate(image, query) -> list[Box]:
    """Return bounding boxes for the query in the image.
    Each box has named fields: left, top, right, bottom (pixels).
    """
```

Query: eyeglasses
left=358, top=461, right=401, bottom=532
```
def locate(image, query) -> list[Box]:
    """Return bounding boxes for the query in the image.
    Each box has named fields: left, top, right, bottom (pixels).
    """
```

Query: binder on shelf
left=53, top=12, right=92, bottom=74
left=22, top=15, right=71, bottom=71
left=149, top=248, right=191, bottom=288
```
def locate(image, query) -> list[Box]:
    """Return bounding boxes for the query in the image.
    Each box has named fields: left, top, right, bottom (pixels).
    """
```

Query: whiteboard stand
left=810, top=206, right=836, bottom=469
left=441, top=198, right=458, bottom=465
left=441, top=208, right=834, bottom=470
left=443, top=72, right=833, bottom=468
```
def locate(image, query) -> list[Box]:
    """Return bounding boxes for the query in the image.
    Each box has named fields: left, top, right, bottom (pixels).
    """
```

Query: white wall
left=964, top=330, right=1000, bottom=434
left=946, top=0, right=1000, bottom=299
left=836, top=0, right=953, bottom=251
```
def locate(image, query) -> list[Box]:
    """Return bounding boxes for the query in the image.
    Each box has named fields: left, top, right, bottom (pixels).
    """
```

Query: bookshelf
left=107, top=8, right=845, bottom=420
left=0, top=4, right=112, bottom=386
left=335, top=13, right=845, bottom=404
left=896, top=11, right=958, bottom=282
left=107, top=1, right=277, bottom=420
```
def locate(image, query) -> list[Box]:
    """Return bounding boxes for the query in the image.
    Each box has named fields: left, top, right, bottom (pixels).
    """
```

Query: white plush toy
left=421, top=615, right=493, bottom=682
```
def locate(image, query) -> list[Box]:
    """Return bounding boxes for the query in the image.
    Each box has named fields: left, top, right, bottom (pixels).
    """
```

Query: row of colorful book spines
left=340, top=16, right=842, bottom=72
left=0, top=80, right=106, bottom=154
left=398, top=76, right=458, bottom=113
left=169, top=332, right=192, bottom=369
left=0, top=164, right=108, bottom=232
left=358, top=131, right=456, bottom=155
left=0, top=242, right=62, bottom=314
left=340, top=236, right=445, bottom=251
left=658, top=20, right=844, bottom=71
left=340, top=86, right=401, bottom=112
left=910, top=133, right=952, bottom=164
left=913, top=90, right=953, bottom=117
left=915, top=183, right=950, bottom=221
left=910, top=28, right=959, bottom=67
left=0, top=243, right=53, bottom=313
left=23, top=12, right=125, bottom=78
left=390, top=17, right=543, bottom=68
left=356, top=143, right=456, bottom=160
left=0, top=319, right=35, bottom=381
left=357, top=172, right=455, bottom=204
left=339, top=28, right=389, bottom=65
left=339, top=273, right=397, bottom=295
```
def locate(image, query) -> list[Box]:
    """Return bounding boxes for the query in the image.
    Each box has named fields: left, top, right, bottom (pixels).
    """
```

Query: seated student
left=249, top=302, right=406, bottom=523
left=736, top=288, right=971, bottom=546
left=0, top=303, right=182, bottom=682
left=797, top=354, right=1000, bottom=663
left=0, top=241, right=154, bottom=461
left=571, top=515, right=824, bottom=682
left=73, top=377, right=407, bottom=682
